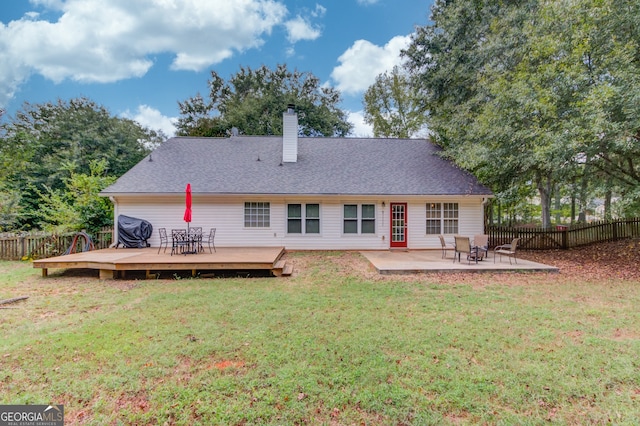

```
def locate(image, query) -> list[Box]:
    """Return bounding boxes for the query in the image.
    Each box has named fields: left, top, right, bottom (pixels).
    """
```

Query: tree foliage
left=363, top=66, right=427, bottom=138
left=176, top=64, right=353, bottom=137
left=0, top=97, right=163, bottom=231
left=38, top=159, right=116, bottom=235
left=404, top=0, right=640, bottom=225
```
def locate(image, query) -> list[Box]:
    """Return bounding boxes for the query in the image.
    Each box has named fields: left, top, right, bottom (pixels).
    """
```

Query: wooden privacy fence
left=0, top=227, right=113, bottom=261
left=488, top=218, right=640, bottom=250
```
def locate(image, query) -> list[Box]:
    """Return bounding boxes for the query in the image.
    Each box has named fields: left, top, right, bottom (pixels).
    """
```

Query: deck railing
left=488, top=218, right=640, bottom=250
left=0, top=227, right=113, bottom=261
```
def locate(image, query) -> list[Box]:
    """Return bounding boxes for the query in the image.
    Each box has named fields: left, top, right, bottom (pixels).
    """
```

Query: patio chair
left=473, top=234, right=489, bottom=260
left=202, top=228, right=216, bottom=253
left=189, top=227, right=202, bottom=252
left=170, top=229, right=188, bottom=256
left=439, top=235, right=454, bottom=259
left=453, top=235, right=477, bottom=264
left=157, top=227, right=169, bottom=254
left=494, top=238, right=520, bottom=264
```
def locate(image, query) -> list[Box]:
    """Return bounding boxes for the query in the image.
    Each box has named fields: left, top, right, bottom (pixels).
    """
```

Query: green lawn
left=1, top=252, right=639, bottom=425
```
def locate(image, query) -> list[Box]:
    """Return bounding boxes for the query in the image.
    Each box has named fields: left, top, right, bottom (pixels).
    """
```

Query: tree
left=363, top=66, right=427, bottom=138
left=404, top=0, right=550, bottom=222
left=566, top=0, right=640, bottom=216
left=176, top=64, right=352, bottom=137
left=404, top=0, right=640, bottom=226
left=0, top=184, right=21, bottom=232
left=38, top=159, right=116, bottom=235
left=0, top=97, right=164, bottom=230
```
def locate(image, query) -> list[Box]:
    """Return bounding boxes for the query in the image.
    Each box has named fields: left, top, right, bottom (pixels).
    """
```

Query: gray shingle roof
left=101, top=136, right=493, bottom=196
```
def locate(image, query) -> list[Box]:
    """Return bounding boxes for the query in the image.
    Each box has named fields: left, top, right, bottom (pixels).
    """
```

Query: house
left=100, top=109, right=492, bottom=250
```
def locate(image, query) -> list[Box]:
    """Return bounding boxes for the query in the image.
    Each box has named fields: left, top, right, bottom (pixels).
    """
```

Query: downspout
left=110, top=196, right=118, bottom=248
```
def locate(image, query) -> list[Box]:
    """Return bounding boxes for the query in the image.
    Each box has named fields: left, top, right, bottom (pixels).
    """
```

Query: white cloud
left=29, top=0, right=65, bottom=9
left=0, top=0, right=289, bottom=107
left=0, top=25, right=31, bottom=107
left=283, top=5, right=325, bottom=44
left=122, top=105, right=176, bottom=137
left=330, top=35, right=411, bottom=95
left=347, top=110, right=373, bottom=138
left=284, top=16, right=322, bottom=43
left=357, top=0, right=380, bottom=4
left=312, top=4, right=327, bottom=18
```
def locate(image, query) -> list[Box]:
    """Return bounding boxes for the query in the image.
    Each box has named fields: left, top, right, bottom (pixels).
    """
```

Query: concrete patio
left=360, top=250, right=559, bottom=274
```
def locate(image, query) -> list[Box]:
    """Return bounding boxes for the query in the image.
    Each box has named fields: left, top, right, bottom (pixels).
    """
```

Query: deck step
left=271, top=260, right=293, bottom=277
left=271, top=260, right=285, bottom=277
left=282, top=263, right=293, bottom=276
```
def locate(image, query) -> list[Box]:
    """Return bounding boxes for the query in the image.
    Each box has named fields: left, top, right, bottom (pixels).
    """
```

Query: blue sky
left=0, top=0, right=432, bottom=137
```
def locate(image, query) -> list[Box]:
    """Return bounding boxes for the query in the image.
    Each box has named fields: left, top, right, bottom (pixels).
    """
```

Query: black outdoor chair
left=189, top=227, right=203, bottom=253
left=170, top=229, right=188, bottom=256
left=157, top=227, right=169, bottom=254
left=202, top=228, right=216, bottom=253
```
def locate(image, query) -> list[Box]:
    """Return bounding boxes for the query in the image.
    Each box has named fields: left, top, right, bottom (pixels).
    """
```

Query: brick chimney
left=282, top=104, right=298, bottom=163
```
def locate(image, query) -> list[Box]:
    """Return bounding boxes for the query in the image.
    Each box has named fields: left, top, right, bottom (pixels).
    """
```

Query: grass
left=1, top=253, right=639, bottom=425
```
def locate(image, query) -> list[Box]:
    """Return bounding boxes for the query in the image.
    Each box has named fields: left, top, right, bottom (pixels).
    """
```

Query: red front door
left=390, top=203, right=407, bottom=248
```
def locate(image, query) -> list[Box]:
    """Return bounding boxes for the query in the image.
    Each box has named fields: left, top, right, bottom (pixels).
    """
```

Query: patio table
left=171, top=229, right=201, bottom=255
left=183, top=227, right=202, bottom=255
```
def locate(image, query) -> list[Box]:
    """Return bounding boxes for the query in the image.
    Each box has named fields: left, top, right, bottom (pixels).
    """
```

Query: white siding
left=407, top=198, right=486, bottom=249
left=111, top=195, right=487, bottom=250
left=280, top=199, right=387, bottom=250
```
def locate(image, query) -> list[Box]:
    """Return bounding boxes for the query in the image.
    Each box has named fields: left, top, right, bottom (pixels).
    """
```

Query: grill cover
left=117, top=215, right=153, bottom=248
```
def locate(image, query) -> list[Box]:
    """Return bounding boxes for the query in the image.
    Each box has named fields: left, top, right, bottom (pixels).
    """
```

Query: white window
left=343, top=204, right=376, bottom=234
left=287, top=204, right=320, bottom=234
left=426, top=202, right=458, bottom=234
left=244, top=202, right=270, bottom=228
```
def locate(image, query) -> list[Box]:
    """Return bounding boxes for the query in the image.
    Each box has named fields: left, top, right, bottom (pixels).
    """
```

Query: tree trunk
left=604, top=189, right=612, bottom=220
left=578, top=159, right=590, bottom=223
left=537, top=175, right=553, bottom=229
left=554, top=185, right=561, bottom=225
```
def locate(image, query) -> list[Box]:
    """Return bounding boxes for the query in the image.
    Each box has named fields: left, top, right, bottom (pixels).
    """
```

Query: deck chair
left=494, top=238, right=520, bottom=264
left=189, top=227, right=202, bottom=252
left=202, top=228, right=216, bottom=253
left=453, top=235, right=476, bottom=264
left=170, top=229, right=188, bottom=256
left=157, top=227, right=169, bottom=254
left=439, top=235, right=454, bottom=259
left=473, top=234, right=489, bottom=260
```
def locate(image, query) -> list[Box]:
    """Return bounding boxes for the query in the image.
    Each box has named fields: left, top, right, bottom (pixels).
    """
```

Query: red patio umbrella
left=183, top=183, right=192, bottom=231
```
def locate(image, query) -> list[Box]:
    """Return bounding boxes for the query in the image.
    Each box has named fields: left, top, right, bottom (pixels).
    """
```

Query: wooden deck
left=33, top=247, right=288, bottom=279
